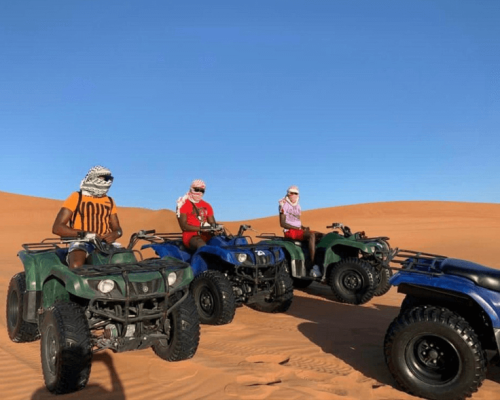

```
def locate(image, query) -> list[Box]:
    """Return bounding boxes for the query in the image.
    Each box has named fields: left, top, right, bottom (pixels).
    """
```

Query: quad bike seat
left=56, top=248, right=69, bottom=266
left=440, top=258, right=500, bottom=293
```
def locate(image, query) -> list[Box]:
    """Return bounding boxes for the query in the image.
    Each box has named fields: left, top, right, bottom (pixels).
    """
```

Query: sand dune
left=1, top=191, right=499, bottom=399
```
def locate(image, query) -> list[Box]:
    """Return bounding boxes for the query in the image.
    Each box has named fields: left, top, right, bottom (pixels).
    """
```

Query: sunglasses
left=288, top=192, right=298, bottom=195
left=192, top=187, right=205, bottom=193
left=99, top=175, right=114, bottom=182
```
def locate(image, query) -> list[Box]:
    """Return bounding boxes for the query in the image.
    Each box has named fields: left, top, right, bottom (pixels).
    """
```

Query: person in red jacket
left=176, top=179, right=218, bottom=251
left=52, top=165, right=123, bottom=268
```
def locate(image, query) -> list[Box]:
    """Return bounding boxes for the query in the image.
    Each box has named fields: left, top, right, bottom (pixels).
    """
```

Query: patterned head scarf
left=176, top=179, right=206, bottom=216
left=80, top=165, right=113, bottom=197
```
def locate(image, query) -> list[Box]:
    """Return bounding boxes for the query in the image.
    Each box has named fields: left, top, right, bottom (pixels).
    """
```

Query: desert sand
left=1, top=190, right=500, bottom=400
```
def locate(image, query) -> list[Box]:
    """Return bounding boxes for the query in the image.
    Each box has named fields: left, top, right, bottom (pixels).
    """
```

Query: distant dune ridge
left=1, top=190, right=499, bottom=399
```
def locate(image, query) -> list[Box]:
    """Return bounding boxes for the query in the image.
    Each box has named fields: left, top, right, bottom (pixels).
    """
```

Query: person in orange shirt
left=52, top=165, right=123, bottom=268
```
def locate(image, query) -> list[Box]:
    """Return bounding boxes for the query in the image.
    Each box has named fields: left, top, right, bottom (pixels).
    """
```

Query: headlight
left=167, top=272, right=177, bottom=286
left=369, top=246, right=377, bottom=253
left=237, top=253, right=247, bottom=263
left=97, top=279, right=115, bottom=293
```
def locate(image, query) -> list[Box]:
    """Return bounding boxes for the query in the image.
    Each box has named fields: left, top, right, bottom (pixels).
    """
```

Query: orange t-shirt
left=62, top=192, right=118, bottom=236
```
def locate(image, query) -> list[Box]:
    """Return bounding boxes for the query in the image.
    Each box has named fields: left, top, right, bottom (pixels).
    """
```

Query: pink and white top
left=279, top=200, right=302, bottom=230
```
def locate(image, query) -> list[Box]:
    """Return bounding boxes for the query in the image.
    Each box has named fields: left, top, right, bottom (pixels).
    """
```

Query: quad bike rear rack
left=21, top=237, right=72, bottom=252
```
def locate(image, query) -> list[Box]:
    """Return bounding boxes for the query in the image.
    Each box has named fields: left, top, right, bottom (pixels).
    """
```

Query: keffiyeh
left=279, top=185, right=300, bottom=207
left=176, top=179, right=206, bottom=217
left=80, top=165, right=113, bottom=197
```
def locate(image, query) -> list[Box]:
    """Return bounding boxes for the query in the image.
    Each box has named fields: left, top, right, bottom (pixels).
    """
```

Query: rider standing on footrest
left=278, top=185, right=321, bottom=277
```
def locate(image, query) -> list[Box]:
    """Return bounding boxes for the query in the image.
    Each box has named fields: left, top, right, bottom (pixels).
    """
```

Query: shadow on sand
left=289, top=283, right=500, bottom=390
left=31, top=352, right=125, bottom=400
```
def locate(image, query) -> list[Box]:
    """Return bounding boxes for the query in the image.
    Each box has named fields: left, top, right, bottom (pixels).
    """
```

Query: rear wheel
left=153, top=292, right=200, bottom=361
left=328, top=258, right=376, bottom=305
left=6, top=272, right=40, bottom=343
left=384, top=306, right=486, bottom=400
left=373, top=267, right=393, bottom=297
left=247, top=268, right=293, bottom=313
left=191, top=270, right=236, bottom=325
left=41, top=301, right=92, bottom=394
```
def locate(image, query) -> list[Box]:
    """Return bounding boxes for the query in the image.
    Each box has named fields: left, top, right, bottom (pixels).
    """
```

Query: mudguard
left=317, top=232, right=375, bottom=266
left=207, top=235, right=245, bottom=247
left=192, top=246, right=242, bottom=274
left=143, top=243, right=191, bottom=263
left=258, top=239, right=306, bottom=261
left=18, top=250, right=94, bottom=295
left=391, top=272, right=500, bottom=329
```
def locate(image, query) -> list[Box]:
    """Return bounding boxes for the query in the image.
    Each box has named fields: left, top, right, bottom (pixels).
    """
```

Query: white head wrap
left=279, top=185, right=300, bottom=207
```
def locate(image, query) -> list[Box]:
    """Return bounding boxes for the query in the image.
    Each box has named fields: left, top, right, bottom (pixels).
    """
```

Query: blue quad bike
left=139, top=224, right=294, bottom=325
left=384, top=249, right=500, bottom=400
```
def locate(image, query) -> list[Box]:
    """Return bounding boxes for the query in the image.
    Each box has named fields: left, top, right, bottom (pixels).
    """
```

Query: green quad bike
left=258, top=223, right=393, bottom=305
left=6, top=230, right=200, bottom=394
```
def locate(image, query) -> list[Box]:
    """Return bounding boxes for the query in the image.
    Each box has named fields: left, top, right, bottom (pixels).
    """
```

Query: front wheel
left=247, top=269, right=294, bottom=313
left=41, top=302, right=92, bottom=394
left=328, top=258, right=376, bottom=305
left=384, top=306, right=486, bottom=400
left=191, top=270, right=236, bottom=325
left=6, top=272, right=40, bottom=343
left=153, top=292, right=200, bottom=361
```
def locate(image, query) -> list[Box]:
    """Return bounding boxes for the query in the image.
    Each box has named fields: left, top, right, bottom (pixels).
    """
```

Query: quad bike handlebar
left=237, top=224, right=256, bottom=237
left=199, top=223, right=225, bottom=234
left=325, top=223, right=368, bottom=239
left=126, top=229, right=164, bottom=250
left=326, top=222, right=344, bottom=230
left=326, top=222, right=353, bottom=237
left=79, top=232, right=119, bottom=254
left=50, top=232, right=117, bottom=254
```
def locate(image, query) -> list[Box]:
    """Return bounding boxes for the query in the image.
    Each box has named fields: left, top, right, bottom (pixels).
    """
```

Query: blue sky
left=1, top=1, right=499, bottom=221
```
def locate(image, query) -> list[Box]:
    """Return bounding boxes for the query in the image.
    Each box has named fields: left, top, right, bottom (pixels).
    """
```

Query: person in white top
left=278, top=185, right=322, bottom=277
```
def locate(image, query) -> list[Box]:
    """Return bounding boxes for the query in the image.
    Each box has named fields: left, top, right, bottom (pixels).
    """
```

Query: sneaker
left=310, top=265, right=322, bottom=277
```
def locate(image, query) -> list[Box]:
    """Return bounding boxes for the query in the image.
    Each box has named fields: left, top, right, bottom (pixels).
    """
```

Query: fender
left=259, top=239, right=305, bottom=261
left=392, top=271, right=500, bottom=328
left=143, top=243, right=192, bottom=263
left=19, top=250, right=105, bottom=298
left=207, top=235, right=249, bottom=247
left=19, top=250, right=95, bottom=319
left=19, top=250, right=68, bottom=292
left=195, top=245, right=240, bottom=265
left=317, top=232, right=374, bottom=266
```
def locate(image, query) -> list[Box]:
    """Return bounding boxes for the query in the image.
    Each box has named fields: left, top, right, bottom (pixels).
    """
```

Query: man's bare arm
left=177, top=213, right=200, bottom=232
left=52, top=208, right=81, bottom=237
